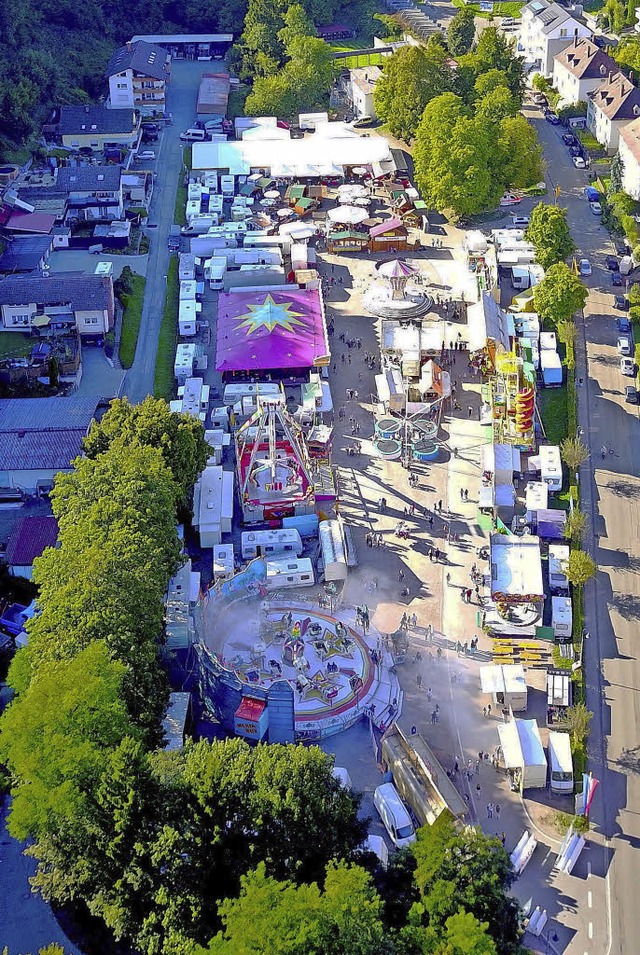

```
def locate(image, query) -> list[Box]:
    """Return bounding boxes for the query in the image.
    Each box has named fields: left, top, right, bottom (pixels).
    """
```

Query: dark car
left=614, top=238, right=631, bottom=256
left=606, top=255, right=620, bottom=271
left=546, top=112, right=560, bottom=125
left=615, top=295, right=629, bottom=311
left=569, top=146, right=581, bottom=157
left=612, top=272, right=623, bottom=286
left=562, top=133, right=577, bottom=146
left=625, top=385, right=638, bottom=403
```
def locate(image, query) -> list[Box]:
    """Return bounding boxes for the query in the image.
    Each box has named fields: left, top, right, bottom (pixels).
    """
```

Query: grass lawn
left=174, top=178, right=187, bottom=228
left=451, top=0, right=523, bottom=17
left=118, top=271, right=145, bottom=369
left=539, top=385, right=568, bottom=445
left=154, top=256, right=179, bottom=401
left=0, top=332, right=33, bottom=360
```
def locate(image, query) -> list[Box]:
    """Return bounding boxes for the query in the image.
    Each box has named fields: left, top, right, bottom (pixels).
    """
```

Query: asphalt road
left=526, top=103, right=640, bottom=955
left=122, top=60, right=204, bottom=403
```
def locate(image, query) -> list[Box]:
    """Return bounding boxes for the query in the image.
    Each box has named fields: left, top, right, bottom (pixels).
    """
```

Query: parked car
left=579, top=258, right=592, bottom=275
left=142, top=131, right=158, bottom=143
left=618, top=336, right=632, bottom=355
left=625, top=385, right=638, bottom=403
left=573, top=155, right=586, bottom=168
left=562, top=133, right=577, bottom=146
left=353, top=115, right=373, bottom=128
left=620, top=356, right=636, bottom=376
left=614, top=237, right=631, bottom=256
left=615, top=295, right=629, bottom=312
left=569, top=146, right=581, bottom=157
left=590, top=201, right=603, bottom=215
left=546, top=112, right=561, bottom=125
left=606, top=255, right=620, bottom=271
left=499, top=192, right=523, bottom=206
left=584, top=186, right=600, bottom=202
left=532, top=92, right=548, bottom=107
left=612, top=272, right=623, bottom=286
left=136, top=150, right=156, bottom=161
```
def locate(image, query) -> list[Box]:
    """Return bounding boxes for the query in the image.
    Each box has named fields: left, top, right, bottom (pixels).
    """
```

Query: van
left=548, top=730, right=573, bottom=794
left=512, top=215, right=530, bottom=228
left=220, top=175, right=235, bottom=197
left=373, top=783, right=416, bottom=849
left=180, top=128, right=208, bottom=142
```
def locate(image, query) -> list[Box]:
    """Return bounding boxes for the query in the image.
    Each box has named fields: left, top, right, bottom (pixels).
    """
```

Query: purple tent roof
left=216, top=288, right=329, bottom=372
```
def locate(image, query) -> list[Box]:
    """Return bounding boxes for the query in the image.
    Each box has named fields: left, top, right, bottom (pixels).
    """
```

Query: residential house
left=56, top=165, right=123, bottom=221
left=518, top=0, right=591, bottom=76
left=0, top=236, right=53, bottom=275
left=552, top=37, right=616, bottom=105
left=4, top=515, right=59, bottom=579
left=0, top=397, right=97, bottom=493
left=51, top=105, right=140, bottom=150
left=106, top=40, right=171, bottom=113
left=587, top=71, right=640, bottom=152
left=618, top=117, right=640, bottom=198
left=349, top=67, right=382, bottom=119
left=0, top=272, right=115, bottom=335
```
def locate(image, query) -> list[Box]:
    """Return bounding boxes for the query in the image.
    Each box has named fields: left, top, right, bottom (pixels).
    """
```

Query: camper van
left=220, top=174, right=235, bottom=197
left=264, top=558, right=314, bottom=591
left=548, top=731, right=574, bottom=794
left=539, top=445, right=562, bottom=492
left=180, top=127, right=208, bottom=142
left=548, top=544, right=569, bottom=595
left=373, top=783, right=416, bottom=849
left=241, top=528, right=303, bottom=560
left=551, top=595, right=572, bottom=641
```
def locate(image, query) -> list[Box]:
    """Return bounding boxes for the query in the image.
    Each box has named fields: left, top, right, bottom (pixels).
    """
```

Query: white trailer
left=498, top=718, right=547, bottom=791
left=178, top=299, right=198, bottom=336
left=551, top=596, right=572, bottom=641
left=264, top=557, right=314, bottom=591
left=241, top=528, right=303, bottom=560
left=213, top=543, right=235, bottom=582
left=548, top=544, right=569, bottom=595
left=480, top=663, right=528, bottom=712
left=319, top=519, right=348, bottom=581
left=548, top=731, right=573, bottom=794
left=539, top=445, right=562, bottom=492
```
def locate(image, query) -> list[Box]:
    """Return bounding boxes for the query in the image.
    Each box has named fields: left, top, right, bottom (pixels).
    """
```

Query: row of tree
left=372, top=29, right=542, bottom=218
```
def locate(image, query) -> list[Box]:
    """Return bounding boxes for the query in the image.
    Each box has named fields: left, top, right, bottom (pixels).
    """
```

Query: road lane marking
left=587, top=861, right=591, bottom=879
left=589, top=923, right=594, bottom=940
left=588, top=890, right=593, bottom=908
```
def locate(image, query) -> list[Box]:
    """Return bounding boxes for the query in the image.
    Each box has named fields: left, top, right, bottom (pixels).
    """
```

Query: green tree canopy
left=565, top=549, right=597, bottom=587
left=373, top=42, right=452, bottom=142
left=199, top=861, right=386, bottom=955
left=533, top=262, right=588, bottom=327
left=411, top=813, right=521, bottom=955
left=447, top=8, right=476, bottom=57
left=526, top=203, right=575, bottom=269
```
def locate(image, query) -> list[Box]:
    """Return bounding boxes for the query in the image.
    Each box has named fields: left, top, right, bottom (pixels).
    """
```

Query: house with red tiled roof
left=552, top=38, right=616, bottom=106
left=587, top=71, right=640, bottom=152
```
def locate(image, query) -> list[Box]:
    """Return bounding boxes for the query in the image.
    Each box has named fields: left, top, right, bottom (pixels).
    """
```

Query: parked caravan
left=191, top=235, right=238, bottom=257
left=220, top=174, right=234, bottom=197
left=551, top=596, right=572, bottom=641
left=548, top=731, right=574, bottom=794
left=539, top=445, right=562, bottom=492
left=497, top=719, right=547, bottom=791
left=373, top=783, right=416, bottom=849
left=480, top=663, right=528, bottom=712
left=181, top=215, right=220, bottom=235
left=541, top=350, right=562, bottom=387
left=241, top=528, right=303, bottom=560
left=244, top=233, right=292, bottom=251
left=205, top=256, right=227, bottom=290
left=213, top=544, right=235, bottom=582
left=319, top=519, right=348, bottom=581
left=548, top=544, right=569, bottom=595
left=264, top=558, right=314, bottom=591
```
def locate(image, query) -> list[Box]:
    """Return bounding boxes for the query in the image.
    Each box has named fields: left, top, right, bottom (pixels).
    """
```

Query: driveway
left=122, top=60, right=206, bottom=403
left=527, top=103, right=636, bottom=955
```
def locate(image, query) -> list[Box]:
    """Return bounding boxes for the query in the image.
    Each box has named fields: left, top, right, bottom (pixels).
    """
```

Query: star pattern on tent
left=235, top=294, right=306, bottom=335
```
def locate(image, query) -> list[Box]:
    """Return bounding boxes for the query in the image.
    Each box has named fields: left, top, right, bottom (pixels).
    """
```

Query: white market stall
left=319, top=519, right=348, bottom=581
left=326, top=205, right=369, bottom=226
left=480, top=663, right=528, bottom=712
left=498, top=718, right=547, bottom=792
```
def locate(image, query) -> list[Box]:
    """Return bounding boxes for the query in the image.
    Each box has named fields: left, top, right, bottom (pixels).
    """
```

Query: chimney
left=126, top=41, right=132, bottom=52
left=609, top=71, right=613, bottom=84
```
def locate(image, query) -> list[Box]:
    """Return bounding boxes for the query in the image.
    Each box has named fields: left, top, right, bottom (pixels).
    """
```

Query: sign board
left=479, top=1, right=494, bottom=10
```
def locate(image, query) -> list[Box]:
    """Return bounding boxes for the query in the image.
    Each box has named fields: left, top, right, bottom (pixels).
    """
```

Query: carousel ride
left=363, top=258, right=433, bottom=319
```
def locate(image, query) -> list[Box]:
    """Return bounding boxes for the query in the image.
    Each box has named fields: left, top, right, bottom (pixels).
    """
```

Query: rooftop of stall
left=215, top=286, right=329, bottom=379
left=490, top=533, right=544, bottom=602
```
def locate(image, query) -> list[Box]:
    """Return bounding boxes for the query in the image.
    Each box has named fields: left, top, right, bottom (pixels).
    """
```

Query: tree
left=533, top=262, right=588, bottom=327
left=414, top=94, right=503, bottom=219
left=447, top=8, right=475, bottom=57
left=610, top=151, right=624, bottom=195
left=473, top=27, right=524, bottom=100
left=563, top=508, right=588, bottom=544
left=373, top=13, right=404, bottom=41
left=82, top=396, right=209, bottom=512
left=373, top=43, right=452, bottom=142
left=497, top=115, right=544, bottom=189
left=199, top=862, right=386, bottom=955
left=473, top=69, right=512, bottom=100
left=532, top=73, right=553, bottom=93
left=475, top=86, right=519, bottom=124
left=0, top=642, right=137, bottom=841
left=560, top=435, right=589, bottom=470
left=277, top=3, right=315, bottom=53
left=565, top=549, right=596, bottom=587
left=245, top=35, right=335, bottom=119
left=526, top=203, right=575, bottom=269
left=411, top=813, right=522, bottom=955
left=565, top=702, right=593, bottom=747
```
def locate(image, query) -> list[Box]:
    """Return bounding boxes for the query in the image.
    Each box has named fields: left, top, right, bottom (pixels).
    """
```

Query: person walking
left=495, top=803, right=501, bottom=819
left=468, top=405, right=473, bottom=419
left=417, top=673, right=423, bottom=689
left=487, top=803, right=493, bottom=819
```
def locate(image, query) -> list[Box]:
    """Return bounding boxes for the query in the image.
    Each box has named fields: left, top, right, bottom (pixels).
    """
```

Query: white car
left=618, top=336, right=632, bottom=355
left=590, top=201, right=603, bottom=215
left=136, top=150, right=156, bottom=161
left=499, top=192, right=523, bottom=206
left=621, top=356, right=636, bottom=376
left=579, top=258, right=592, bottom=275
left=573, top=156, right=587, bottom=168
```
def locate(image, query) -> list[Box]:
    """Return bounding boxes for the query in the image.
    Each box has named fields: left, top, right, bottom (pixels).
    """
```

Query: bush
left=116, top=269, right=145, bottom=369
left=154, top=256, right=179, bottom=400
